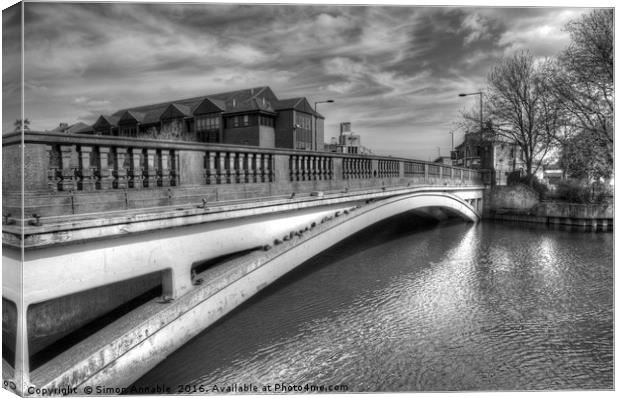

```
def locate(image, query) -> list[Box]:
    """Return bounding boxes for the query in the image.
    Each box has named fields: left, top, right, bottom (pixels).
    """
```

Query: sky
left=1, top=1, right=605, bottom=159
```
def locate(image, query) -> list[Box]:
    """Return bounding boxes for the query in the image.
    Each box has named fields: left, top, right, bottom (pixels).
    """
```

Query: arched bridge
left=2, top=131, right=484, bottom=394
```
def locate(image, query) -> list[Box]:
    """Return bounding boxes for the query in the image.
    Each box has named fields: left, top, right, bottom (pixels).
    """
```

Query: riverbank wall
left=484, top=184, right=613, bottom=231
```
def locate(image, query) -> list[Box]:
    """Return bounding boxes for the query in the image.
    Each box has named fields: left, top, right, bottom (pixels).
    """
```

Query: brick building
left=452, top=132, right=525, bottom=186
left=74, top=86, right=325, bottom=151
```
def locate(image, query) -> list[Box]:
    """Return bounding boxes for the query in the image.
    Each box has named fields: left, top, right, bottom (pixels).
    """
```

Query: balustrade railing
left=377, top=159, right=399, bottom=178
left=43, top=143, right=180, bottom=192
left=343, top=157, right=371, bottom=179
left=290, top=154, right=333, bottom=182
left=7, top=131, right=483, bottom=198
left=205, top=150, right=274, bottom=184
left=404, top=161, right=425, bottom=177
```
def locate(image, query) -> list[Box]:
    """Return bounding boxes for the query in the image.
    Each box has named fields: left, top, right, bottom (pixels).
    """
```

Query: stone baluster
left=98, top=147, right=112, bottom=190
left=255, top=153, right=264, bottom=182
left=205, top=151, right=215, bottom=184
left=326, top=157, right=331, bottom=180
left=265, top=155, right=273, bottom=182
left=308, top=156, right=314, bottom=180
left=316, top=157, right=323, bottom=180
left=247, top=153, right=256, bottom=183
left=323, top=157, right=329, bottom=180
left=290, top=155, right=296, bottom=181
left=218, top=152, right=226, bottom=184
left=145, top=148, right=157, bottom=188
left=237, top=152, right=246, bottom=183
left=295, top=155, right=300, bottom=181
left=114, top=148, right=128, bottom=189
left=170, top=151, right=180, bottom=186
left=60, top=145, right=76, bottom=191
left=160, top=149, right=171, bottom=187
left=297, top=155, right=304, bottom=181
left=228, top=152, right=237, bottom=184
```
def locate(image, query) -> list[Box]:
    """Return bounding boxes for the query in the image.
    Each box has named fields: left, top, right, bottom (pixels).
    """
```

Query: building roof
left=110, top=86, right=277, bottom=121
left=86, top=86, right=325, bottom=128
left=49, top=122, right=91, bottom=134
left=276, top=97, right=324, bottom=118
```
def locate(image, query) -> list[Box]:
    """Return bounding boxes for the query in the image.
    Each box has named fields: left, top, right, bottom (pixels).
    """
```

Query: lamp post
left=458, top=92, right=483, bottom=138
left=449, top=130, right=455, bottom=152
left=313, top=100, right=334, bottom=151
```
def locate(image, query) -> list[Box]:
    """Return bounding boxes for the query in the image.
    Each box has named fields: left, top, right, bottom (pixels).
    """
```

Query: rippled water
left=133, top=215, right=613, bottom=392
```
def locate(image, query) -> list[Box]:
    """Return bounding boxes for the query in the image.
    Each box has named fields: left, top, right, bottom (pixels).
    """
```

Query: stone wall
left=487, top=183, right=539, bottom=213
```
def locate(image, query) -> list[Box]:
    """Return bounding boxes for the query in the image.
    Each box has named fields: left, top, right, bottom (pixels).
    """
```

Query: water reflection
left=132, top=218, right=613, bottom=392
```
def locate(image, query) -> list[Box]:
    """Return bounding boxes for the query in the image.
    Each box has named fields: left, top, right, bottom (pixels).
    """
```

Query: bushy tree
left=554, top=9, right=613, bottom=144
left=551, top=9, right=614, bottom=186
left=559, top=129, right=612, bottom=181
left=14, top=118, right=30, bottom=132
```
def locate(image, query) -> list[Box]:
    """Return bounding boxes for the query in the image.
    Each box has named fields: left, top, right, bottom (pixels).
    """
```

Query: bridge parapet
left=3, top=131, right=482, bottom=220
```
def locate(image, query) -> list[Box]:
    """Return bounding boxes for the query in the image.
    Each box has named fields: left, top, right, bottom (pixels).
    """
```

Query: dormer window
left=120, top=124, right=138, bottom=137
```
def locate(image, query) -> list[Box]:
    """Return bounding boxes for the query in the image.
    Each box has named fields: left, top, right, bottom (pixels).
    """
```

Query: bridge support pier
left=162, top=267, right=193, bottom=300
left=14, top=303, right=31, bottom=394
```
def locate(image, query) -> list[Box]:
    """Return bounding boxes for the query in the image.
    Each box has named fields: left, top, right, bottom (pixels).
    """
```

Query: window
left=227, top=115, right=251, bottom=128
left=259, top=115, right=274, bottom=127
left=196, top=114, right=220, bottom=131
left=120, top=124, right=137, bottom=137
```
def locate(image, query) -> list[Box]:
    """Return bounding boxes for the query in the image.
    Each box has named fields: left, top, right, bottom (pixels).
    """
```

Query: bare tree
left=485, top=51, right=562, bottom=181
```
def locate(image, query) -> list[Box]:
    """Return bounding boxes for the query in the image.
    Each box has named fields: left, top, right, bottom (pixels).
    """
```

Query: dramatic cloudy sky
left=2, top=1, right=602, bottom=158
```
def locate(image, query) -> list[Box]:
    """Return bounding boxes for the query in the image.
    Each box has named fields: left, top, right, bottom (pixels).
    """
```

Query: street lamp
left=458, top=92, right=483, bottom=138
left=449, top=130, right=455, bottom=152
left=314, top=100, right=335, bottom=151
left=314, top=99, right=335, bottom=112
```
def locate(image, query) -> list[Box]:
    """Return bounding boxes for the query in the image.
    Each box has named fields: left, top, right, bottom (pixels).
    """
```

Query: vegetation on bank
left=459, top=9, right=613, bottom=201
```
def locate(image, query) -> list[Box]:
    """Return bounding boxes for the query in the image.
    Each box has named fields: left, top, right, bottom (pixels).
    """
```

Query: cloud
left=8, top=3, right=592, bottom=159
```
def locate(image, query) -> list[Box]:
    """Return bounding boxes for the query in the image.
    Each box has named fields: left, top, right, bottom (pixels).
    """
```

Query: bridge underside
left=2, top=187, right=482, bottom=393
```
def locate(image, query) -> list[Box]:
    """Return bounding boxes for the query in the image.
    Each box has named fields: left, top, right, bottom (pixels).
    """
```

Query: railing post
left=129, top=148, right=142, bottom=189
left=424, top=163, right=429, bottom=182
left=46, top=145, right=59, bottom=192
left=145, top=148, right=157, bottom=188
left=60, top=145, right=76, bottom=191
left=98, top=147, right=113, bottom=190
left=160, top=149, right=171, bottom=187
left=79, top=145, right=95, bottom=192
left=114, top=148, right=128, bottom=189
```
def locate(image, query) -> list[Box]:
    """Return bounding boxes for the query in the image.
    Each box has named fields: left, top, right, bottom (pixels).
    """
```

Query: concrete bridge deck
left=2, top=131, right=485, bottom=394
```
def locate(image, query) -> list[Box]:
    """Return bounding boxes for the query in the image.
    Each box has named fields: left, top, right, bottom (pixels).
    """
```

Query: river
left=131, top=214, right=613, bottom=392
